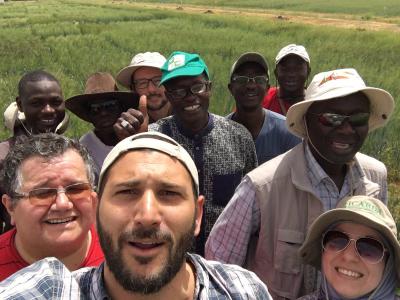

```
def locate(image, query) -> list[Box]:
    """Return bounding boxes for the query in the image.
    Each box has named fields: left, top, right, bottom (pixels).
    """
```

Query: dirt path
left=126, top=2, right=400, bottom=33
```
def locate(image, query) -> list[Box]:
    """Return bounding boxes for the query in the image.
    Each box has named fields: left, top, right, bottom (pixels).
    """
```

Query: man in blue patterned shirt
left=0, top=132, right=271, bottom=300
left=114, top=51, right=258, bottom=256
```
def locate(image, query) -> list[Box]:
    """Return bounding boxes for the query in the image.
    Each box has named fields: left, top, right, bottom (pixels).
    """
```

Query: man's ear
left=2, top=195, right=16, bottom=226
left=194, top=195, right=204, bottom=237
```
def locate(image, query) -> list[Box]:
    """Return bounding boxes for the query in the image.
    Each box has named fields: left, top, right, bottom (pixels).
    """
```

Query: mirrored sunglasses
left=310, top=112, right=370, bottom=128
left=88, top=99, right=120, bottom=114
left=322, top=230, right=387, bottom=264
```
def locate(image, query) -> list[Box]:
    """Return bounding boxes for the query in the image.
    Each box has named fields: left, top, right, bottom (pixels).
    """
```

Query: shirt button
left=195, top=147, right=200, bottom=150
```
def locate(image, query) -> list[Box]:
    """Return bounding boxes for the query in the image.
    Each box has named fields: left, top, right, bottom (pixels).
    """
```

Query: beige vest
left=245, top=143, right=384, bottom=299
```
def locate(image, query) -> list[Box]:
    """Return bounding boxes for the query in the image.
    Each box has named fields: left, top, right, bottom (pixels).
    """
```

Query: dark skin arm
left=113, top=95, right=149, bottom=141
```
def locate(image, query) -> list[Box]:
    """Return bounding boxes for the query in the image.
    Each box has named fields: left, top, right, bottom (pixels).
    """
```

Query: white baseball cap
left=116, top=52, right=166, bottom=88
left=286, top=68, right=394, bottom=138
left=98, top=132, right=199, bottom=195
left=275, top=44, right=310, bottom=65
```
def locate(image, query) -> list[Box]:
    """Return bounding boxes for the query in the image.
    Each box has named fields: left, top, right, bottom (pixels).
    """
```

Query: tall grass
left=134, top=0, right=400, bottom=18
left=0, top=0, right=399, bottom=184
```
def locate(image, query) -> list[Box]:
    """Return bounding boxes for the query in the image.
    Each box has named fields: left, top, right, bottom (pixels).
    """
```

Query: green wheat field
left=0, top=0, right=399, bottom=230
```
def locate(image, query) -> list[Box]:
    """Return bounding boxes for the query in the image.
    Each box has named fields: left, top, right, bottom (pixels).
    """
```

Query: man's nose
left=42, top=103, right=55, bottom=113
left=51, top=191, right=73, bottom=211
left=133, top=190, right=162, bottom=227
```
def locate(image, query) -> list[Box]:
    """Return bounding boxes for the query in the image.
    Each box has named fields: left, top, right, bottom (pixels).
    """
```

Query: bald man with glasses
left=0, top=133, right=104, bottom=281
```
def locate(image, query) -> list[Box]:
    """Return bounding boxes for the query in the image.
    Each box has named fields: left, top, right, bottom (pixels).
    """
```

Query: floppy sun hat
left=229, top=52, right=270, bottom=79
left=285, top=68, right=395, bottom=138
left=66, top=72, right=139, bottom=123
left=98, top=131, right=199, bottom=195
left=299, top=195, right=400, bottom=281
left=275, top=44, right=310, bottom=65
left=160, top=51, right=209, bottom=85
left=116, top=52, right=166, bottom=89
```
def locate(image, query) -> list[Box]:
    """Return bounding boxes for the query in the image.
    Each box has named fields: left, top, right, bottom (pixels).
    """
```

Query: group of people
left=0, top=43, right=399, bottom=300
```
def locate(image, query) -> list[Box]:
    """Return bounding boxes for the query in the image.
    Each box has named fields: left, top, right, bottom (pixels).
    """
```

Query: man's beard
left=146, top=94, right=168, bottom=111
left=97, top=219, right=195, bottom=295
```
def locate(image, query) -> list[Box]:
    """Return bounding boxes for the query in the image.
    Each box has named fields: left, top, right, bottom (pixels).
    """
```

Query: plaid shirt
left=0, top=254, right=272, bottom=300
left=205, top=142, right=386, bottom=265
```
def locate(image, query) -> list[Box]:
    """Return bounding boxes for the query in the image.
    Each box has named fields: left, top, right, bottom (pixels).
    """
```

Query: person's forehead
left=23, top=80, right=62, bottom=99
left=165, top=74, right=205, bottom=88
left=20, top=150, right=87, bottom=184
left=278, top=54, right=308, bottom=66
left=334, top=222, right=382, bottom=241
left=234, top=62, right=266, bottom=75
left=133, top=66, right=162, bottom=80
left=109, top=149, right=191, bottom=176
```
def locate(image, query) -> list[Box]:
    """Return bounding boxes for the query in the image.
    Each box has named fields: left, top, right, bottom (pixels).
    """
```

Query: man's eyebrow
left=113, top=180, right=141, bottom=188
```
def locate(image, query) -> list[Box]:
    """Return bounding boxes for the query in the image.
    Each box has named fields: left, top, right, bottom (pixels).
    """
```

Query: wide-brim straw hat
left=286, top=68, right=394, bottom=138
left=299, top=195, right=400, bottom=282
left=66, top=72, right=139, bottom=123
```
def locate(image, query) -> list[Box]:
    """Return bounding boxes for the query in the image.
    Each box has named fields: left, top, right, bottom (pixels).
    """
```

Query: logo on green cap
left=167, top=54, right=185, bottom=71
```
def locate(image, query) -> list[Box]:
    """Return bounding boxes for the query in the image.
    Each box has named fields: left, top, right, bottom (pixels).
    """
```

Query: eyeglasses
left=133, top=76, right=162, bottom=90
left=88, top=100, right=120, bottom=115
left=166, top=82, right=210, bottom=99
left=231, top=76, right=268, bottom=86
left=310, top=112, right=370, bottom=128
left=13, top=182, right=92, bottom=206
left=322, top=230, right=387, bottom=264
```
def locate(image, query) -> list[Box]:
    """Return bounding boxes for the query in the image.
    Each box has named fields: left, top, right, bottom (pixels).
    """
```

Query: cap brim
left=66, top=91, right=139, bottom=122
left=160, top=66, right=206, bottom=85
left=286, top=87, right=394, bottom=138
left=299, top=209, right=400, bottom=281
left=230, top=53, right=269, bottom=78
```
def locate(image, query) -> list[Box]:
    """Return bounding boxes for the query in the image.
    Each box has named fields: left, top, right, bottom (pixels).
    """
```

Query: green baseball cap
left=160, top=51, right=209, bottom=85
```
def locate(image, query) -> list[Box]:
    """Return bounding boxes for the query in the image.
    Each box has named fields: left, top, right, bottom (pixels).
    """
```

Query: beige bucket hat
left=286, top=68, right=395, bottom=138
left=116, top=52, right=166, bottom=89
left=299, top=195, right=400, bottom=281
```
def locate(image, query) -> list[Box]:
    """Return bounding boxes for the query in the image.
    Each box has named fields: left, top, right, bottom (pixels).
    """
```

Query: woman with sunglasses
left=298, top=195, right=400, bottom=300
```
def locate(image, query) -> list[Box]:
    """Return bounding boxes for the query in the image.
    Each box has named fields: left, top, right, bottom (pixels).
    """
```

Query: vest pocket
left=274, top=229, right=304, bottom=274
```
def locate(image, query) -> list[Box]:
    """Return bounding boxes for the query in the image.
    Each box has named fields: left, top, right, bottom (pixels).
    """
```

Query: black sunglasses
left=322, top=230, right=387, bottom=264
left=309, top=112, right=370, bottom=128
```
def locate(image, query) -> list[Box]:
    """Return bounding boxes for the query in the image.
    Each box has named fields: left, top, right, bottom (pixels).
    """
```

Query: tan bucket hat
left=299, top=195, right=400, bottom=282
left=286, top=68, right=395, bottom=138
left=66, top=72, right=138, bottom=122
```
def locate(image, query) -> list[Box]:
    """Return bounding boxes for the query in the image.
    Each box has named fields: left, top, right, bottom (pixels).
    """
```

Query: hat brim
left=230, top=52, right=269, bottom=78
left=116, top=65, right=141, bottom=88
left=66, top=91, right=139, bottom=122
left=160, top=65, right=206, bottom=85
left=286, top=87, right=395, bottom=138
left=299, top=209, right=400, bottom=282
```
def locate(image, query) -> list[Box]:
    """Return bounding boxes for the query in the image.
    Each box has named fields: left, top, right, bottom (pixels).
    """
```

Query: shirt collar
left=174, top=113, right=214, bottom=138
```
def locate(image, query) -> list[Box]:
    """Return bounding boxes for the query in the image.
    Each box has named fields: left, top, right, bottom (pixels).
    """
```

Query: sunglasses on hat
left=322, top=230, right=387, bottom=264
left=310, top=112, right=370, bottom=127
